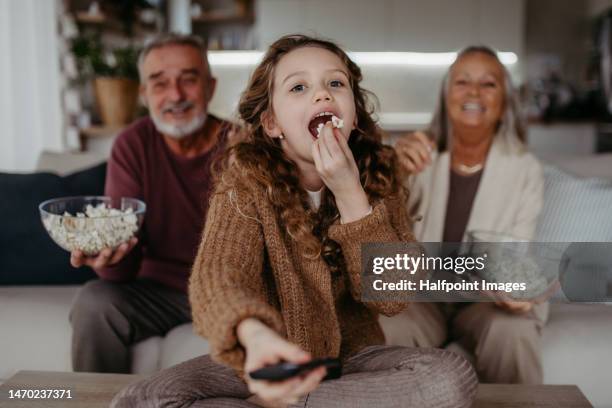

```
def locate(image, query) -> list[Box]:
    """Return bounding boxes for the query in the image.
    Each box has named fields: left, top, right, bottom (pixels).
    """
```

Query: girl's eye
left=290, top=84, right=305, bottom=93
left=482, top=81, right=497, bottom=88
left=330, top=80, right=344, bottom=88
left=455, top=79, right=468, bottom=86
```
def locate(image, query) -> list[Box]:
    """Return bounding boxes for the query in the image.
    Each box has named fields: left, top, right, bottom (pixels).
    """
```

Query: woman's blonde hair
left=429, top=45, right=526, bottom=152
left=213, top=34, right=401, bottom=270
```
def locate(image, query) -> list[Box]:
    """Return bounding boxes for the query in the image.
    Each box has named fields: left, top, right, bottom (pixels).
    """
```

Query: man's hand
left=70, top=237, right=138, bottom=269
left=238, top=318, right=326, bottom=406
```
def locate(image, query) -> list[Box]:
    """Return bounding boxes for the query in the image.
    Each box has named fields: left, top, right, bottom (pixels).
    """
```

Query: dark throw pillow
left=0, top=162, right=106, bottom=285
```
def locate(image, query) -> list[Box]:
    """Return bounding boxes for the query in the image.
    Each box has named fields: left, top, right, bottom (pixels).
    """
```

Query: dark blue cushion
left=0, top=163, right=106, bottom=285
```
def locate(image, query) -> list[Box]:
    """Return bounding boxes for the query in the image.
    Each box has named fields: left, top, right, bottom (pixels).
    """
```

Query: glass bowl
left=39, top=196, right=145, bottom=256
left=464, top=230, right=564, bottom=301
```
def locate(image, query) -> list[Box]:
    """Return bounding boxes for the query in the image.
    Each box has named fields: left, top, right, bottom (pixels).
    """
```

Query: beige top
left=189, top=170, right=416, bottom=371
left=406, top=137, right=544, bottom=242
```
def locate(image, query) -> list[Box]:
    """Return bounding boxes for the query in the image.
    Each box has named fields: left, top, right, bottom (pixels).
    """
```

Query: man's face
left=140, top=45, right=216, bottom=138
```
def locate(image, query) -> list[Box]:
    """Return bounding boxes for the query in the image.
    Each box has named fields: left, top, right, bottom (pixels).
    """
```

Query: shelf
left=191, top=13, right=253, bottom=24
left=80, top=125, right=123, bottom=138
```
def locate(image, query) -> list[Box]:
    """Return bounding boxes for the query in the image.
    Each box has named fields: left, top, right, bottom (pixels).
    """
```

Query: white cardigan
left=406, top=137, right=544, bottom=242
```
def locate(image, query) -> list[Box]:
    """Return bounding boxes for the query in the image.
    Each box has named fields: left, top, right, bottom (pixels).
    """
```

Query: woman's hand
left=312, top=122, right=370, bottom=223
left=70, top=237, right=138, bottom=269
left=486, top=290, right=534, bottom=314
left=495, top=300, right=534, bottom=314
left=395, top=131, right=437, bottom=175
left=238, top=318, right=326, bottom=406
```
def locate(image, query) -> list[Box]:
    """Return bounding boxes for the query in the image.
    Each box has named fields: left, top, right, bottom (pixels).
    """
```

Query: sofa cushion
left=542, top=303, right=612, bottom=408
left=536, top=165, right=612, bottom=243
left=0, top=285, right=79, bottom=380
left=0, top=163, right=106, bottom=285
left=131, top=336, right=162, bottom=375
left=159, top=324, right=209, bottom=370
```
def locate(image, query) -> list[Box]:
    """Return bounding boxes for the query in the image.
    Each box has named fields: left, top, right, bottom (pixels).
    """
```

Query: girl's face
left=446, top=52, right=505, bottom=137
left=264, top=46, right=357, bottom=166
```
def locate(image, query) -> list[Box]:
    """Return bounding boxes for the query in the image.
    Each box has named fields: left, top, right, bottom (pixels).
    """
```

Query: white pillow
left=536, top=165, right=612, bottom=302
left=536, top=165, right=612, bottom=243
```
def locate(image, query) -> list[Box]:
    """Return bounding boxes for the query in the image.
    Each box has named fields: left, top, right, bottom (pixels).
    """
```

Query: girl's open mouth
left=308, top=112, right=344, bottom=138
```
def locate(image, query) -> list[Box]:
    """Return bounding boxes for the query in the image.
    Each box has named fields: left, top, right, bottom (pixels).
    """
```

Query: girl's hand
left=395, top=131, right=437, bottom=175
left=238, top=318, right=327, bottom=406
left=312, top=122, right=370, bottom=223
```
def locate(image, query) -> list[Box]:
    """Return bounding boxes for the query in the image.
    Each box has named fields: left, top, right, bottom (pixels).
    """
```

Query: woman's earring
left=278, top=133, right=285, bottom=140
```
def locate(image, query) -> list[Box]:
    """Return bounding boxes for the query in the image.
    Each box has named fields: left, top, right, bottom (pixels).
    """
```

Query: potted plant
left=72, top=34, right=141, bottom=126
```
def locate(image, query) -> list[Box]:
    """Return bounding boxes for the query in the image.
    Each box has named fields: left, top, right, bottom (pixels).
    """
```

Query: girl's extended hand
left=312, top=122, right=370, bottom=223
left=238, top=318, right=326, bottom=406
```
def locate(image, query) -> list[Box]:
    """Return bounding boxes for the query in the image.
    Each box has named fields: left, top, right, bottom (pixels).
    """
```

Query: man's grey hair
left=429, top=45, right=526, bottom=153
left=138, top=33, right=212, bottom=82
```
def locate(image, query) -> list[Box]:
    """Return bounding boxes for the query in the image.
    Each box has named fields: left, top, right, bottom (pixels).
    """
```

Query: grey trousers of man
left=69, top=278, right=191, bottom=373
left=379, top=302, right=549, bottom=384
left=110, top=345, right=478, bottom=408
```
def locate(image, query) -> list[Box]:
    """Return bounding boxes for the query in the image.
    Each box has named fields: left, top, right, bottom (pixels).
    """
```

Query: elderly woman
left=384, top=46, right=547, bottom=384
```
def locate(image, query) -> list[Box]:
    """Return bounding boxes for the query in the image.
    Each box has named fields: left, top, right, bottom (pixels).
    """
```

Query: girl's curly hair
left=214, top=34, right=402, bottom=273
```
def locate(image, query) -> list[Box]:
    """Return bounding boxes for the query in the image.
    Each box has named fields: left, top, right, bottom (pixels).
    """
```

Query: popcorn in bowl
left=39, top=196, right=146, bottom=256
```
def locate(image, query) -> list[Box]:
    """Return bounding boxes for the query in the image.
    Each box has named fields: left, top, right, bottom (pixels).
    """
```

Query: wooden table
left=0, top=371, right=143, bottom=408
left=473, top=384, right=593, bottom=408
left=0, top=371, right=593, bottom=407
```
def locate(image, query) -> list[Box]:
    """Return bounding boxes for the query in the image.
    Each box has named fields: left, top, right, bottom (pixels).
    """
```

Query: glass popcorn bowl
left=39, top=196, right=146, bottom=256
left=464, top=230, right=564, bottom=301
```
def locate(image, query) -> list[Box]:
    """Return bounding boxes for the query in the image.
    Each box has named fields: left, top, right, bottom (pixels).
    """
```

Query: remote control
left=249, top=357, right=342, bottom=382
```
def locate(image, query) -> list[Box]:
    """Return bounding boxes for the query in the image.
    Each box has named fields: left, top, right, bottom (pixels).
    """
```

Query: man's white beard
left=151, top=111, right=207, bottom=139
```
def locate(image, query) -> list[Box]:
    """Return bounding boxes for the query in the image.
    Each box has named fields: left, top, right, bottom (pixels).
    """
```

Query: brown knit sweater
left=189, top=175, right=417, bottom=371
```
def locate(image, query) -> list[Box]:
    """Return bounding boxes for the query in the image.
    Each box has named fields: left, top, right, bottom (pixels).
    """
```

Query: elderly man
left=69, top=34, right=230, bottom=373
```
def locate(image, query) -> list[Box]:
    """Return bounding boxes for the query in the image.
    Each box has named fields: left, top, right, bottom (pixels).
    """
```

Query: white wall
left=255, top=0, right=525, bottom=56
left=0, top=0, right=64, bottom=172
left=0, top=0, right=15, bottom=171
left=208, top=0, right=525, bottom=130
left=207, top=55, right=521, bottom=132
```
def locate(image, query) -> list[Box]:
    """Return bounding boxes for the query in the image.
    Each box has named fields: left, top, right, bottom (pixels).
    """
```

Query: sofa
left=1, top=150, right=611, bottom=407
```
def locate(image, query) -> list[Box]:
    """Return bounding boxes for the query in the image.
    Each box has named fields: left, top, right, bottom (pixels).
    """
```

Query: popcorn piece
left=315, top=115, right=344, bottom=138
left=316, top=123, right=325, bottom=136
left=331, top=115, right=344, bottom=129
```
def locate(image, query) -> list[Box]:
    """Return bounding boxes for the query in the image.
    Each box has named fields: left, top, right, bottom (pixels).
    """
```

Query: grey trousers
left=379, top=302, right=549, bottom=384
left=69, top=278, right=191, bottom=373
left=110, top=345, right=478, bottom=408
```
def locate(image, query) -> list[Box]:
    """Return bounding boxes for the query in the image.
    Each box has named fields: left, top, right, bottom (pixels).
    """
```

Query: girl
left=111, top=34, right=477, bottom=408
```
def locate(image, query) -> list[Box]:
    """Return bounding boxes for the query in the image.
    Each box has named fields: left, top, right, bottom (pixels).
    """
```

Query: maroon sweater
left=98, top=115, right=227, bottom=292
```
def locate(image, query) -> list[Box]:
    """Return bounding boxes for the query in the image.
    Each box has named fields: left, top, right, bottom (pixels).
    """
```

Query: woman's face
left=446, top=52, right=505, bottom=137
left=263, top=46, right=356, bottom=167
